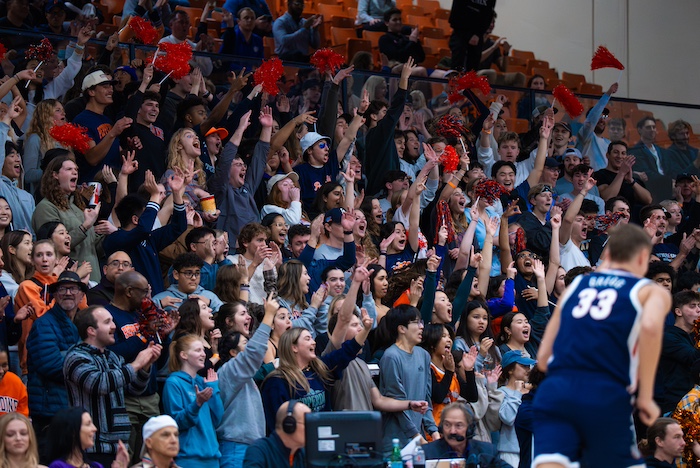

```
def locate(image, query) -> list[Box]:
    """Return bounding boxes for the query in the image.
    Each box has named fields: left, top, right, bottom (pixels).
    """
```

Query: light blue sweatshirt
left=162, top=371, right=224, bottom=468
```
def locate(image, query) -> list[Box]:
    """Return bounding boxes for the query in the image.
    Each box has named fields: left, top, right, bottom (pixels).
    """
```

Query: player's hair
left=605, top=224, right=652, bottom=263
left=638, top=417, right=680, bottom=457
left=673, top=290, right=700, bottom=311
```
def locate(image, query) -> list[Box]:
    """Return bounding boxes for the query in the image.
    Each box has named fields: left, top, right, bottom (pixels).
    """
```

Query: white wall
left=435, top=0, right=700, bottom=128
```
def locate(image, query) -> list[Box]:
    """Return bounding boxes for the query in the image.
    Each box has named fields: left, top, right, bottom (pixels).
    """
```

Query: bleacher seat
left=317, top=4, right=346, bottom=18
left=512, top=49, right=535, bottom=61
left=562, top=72, right=586, bottom=92
left=405, top=14, right=433, bottom=29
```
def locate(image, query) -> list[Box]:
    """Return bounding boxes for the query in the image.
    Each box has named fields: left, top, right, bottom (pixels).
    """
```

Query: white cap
left=300, top=131, right=330, bottom=156
left=142, top=415, right=178, bottom=440
left=266, top=172, right=299, bottom=195
left=81, top=71, right=116, bottom=91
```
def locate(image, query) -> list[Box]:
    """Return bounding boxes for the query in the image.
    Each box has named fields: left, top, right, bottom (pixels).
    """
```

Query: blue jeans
left=220, top=441, right=249, bottom=468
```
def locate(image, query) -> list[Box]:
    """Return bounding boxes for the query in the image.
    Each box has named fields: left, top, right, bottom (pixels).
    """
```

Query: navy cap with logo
left=45, top=0, right=66, bottom=13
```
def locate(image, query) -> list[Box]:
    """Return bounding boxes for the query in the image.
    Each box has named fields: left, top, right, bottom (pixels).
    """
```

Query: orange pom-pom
left=310, top=48, right=345, bottom=75
left=591, top=46, right=624, bottom=71
left=552, top=84, right=584, bottom=118
left=154, top=42, right=193, bottom=80
left=254, top=57, right=284, bottom=96
left=129, top=16, right=159, bottom=45
left=50, top=123, right=91, bottom=154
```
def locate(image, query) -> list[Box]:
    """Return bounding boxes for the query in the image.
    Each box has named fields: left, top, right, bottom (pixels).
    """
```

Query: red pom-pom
left=0, top=44, right=6, bottom=61
left=449, top=71, right=491, bottom=98
left=137, top=298, right=176, bottom=343
left=552, top=84, right=584, bottom=118
left=310, top=48, right=345, bottom=75
left=254, top=57, right=284, bottom=96
left=435, top=200, right=456, bottom=245
left=474, top=179, right=507, bottom=203
left=129, top=16, right=159, bottom=45
left=25, top=38, right=54, bottom=62
left=439, top=145, right=460, bottom=173
left=591, top=46, right=624, bottom=71
left=434, top=114, right=468, bottom=139
left=49, top=123, right=91, bottom=154
left=154, top=42, right=193, bottom=80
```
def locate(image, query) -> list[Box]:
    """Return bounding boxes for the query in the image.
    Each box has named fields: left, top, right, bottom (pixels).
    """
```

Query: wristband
left=203, top=91, right=211, bottom=98
left=380, top=251, right=387, bottom=256
left=447, top=181, right=457, bottom=189
left=343, top=230, right=353, bottom=235
left=13, top=74, right=19, bottom=83
left=211, top=353, right=220, bottom=359
left=482, top=129, right=492, bottom=134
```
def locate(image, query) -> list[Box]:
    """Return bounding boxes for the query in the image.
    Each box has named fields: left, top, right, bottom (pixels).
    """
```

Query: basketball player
left=532, top=223, right=672, bottom=468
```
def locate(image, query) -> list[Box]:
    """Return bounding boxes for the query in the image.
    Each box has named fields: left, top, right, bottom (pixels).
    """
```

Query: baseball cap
left=205, top=127, right=228, bottom=140
left=544, top=157, right=560, bottom=168
left=113, top=66, right=138, bottom=82
left=300, top=132, right=331, bottom=155
left=553, top=121, right=572, bottom=134
left=324, top=208, right=345, bottom=224
left=676, top=173, right=694, bottom=184
left=532, top=105, right=558, bottom=119
left=81, top=70, right=117, bottom=91
left=501, top=350, right=537, bottom=369
left=49, top=271, right=89, bottom=293
left=45, top=0, right=66, bottom=13
left=266, top=172, right=299, bottom=195
left=563, top=147, right=582, bottom=160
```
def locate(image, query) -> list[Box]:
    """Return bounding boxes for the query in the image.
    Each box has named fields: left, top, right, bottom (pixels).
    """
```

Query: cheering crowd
left=0, top=0, right=698, bottom=467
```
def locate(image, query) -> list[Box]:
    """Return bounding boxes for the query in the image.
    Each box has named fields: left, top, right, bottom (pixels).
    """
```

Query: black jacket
left=658, top=325, right=700, bottom=413
left=243, top=431, right=306, bottom=468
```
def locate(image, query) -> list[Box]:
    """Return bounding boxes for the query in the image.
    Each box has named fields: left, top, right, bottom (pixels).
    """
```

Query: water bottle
left=484, top=353, right=495, bottom=371
left=389, top=438, right=403, bottom=468
left=413, top=445, right=425, bottom=468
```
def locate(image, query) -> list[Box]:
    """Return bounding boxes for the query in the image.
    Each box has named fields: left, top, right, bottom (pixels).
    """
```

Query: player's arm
left=536, top=303, right=561, bottom=372
left=636, top=283, right=672, bottom=425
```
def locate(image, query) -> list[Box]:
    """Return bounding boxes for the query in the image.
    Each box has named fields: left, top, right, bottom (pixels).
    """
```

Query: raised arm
left=408, top=174, right=427, bottom=253
left=269, top=111, right=317, bottom=154
left=200, top=69, right=250, bottom=135
left=526, top=111, right=554, bottom=187
left=455, top=201, right=480, bottom=270
left=560, top=174, right=595, bottom=245
left=499, top=200, right=520, bottom=269
left=478, top=216, right=499, bottom=297
left=546, top=206, right=562, bottom=294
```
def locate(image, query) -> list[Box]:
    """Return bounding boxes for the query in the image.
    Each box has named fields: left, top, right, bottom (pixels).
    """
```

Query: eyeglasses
left=108, top=260, right=132, bottom=269
left=179, top=270, right=201, bottom=278
left=408, top=319, right=424, bottom=327
left=317, top=142, right=328, bottom=149
left=57, top=286, right=81, bottom=295
left=232, top=162, right=246, bottom=168
left=516, top=252, right=540, bottom=260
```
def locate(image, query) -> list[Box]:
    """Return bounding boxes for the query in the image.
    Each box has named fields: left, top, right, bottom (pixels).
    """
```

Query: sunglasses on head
left=538, top=185, right=553, bottom=194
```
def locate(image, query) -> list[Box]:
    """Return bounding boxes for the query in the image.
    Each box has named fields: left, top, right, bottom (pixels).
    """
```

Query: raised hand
left=332, top=65, right=354, bottom=85
left=486, top=365, right=502, bottom=385
left=532, top=258, right=545, bottom=279
left=427, top=254, right=441, bottom=272
left=469, top=197, right=481, bottom=220
left=195, top=384, right=214, bottom=406
left=379, top=233, right=397, bottom=252
left=310, top=284, right=328, bottom=308
left=259, top=106, right=274, bottom=127
left=503, top=199, right=521, bottom=218
left=485, top=216, right=499, bottom=237
left=462, top=345, right=478, bottom=371
left=400, top=56, right=416, bottom=82
left=359, top=88, right=370, bottom=114
left=204, top=368, right=218, bottom=383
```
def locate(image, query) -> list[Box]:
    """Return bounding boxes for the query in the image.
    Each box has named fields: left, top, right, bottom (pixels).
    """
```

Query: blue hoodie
left=162, top=371, right=224, bottom=468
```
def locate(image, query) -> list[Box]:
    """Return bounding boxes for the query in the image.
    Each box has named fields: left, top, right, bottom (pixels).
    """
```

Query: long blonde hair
left=167, top=128, right=206, bottom=189
left=26, top=99, right=60, bottom=153
left=264, top=327, right=334, bottom=394
left=0, top=413, right=40, bottom=468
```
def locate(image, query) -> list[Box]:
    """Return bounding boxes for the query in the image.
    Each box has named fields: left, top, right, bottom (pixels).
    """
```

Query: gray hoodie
left=216, top=323, right=271, bottom=444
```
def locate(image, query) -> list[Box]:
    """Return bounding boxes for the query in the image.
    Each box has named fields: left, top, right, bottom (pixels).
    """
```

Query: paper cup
left=200, top=196, right=216, bottom=215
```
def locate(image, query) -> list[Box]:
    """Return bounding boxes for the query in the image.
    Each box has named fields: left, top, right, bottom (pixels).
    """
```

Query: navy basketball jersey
left=548, top=269, right=651, bottom=393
